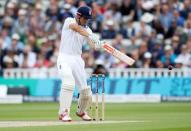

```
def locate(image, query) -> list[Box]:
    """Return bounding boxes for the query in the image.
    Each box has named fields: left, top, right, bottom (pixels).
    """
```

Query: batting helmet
left=77, top=6, right=92, bottom=19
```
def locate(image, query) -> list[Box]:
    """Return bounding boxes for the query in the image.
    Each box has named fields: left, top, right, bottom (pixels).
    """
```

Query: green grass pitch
left=0, top=102, right=191, bottom=131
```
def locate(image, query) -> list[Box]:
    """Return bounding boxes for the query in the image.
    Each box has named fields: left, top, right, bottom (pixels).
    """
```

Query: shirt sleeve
left=84, top=27, right=93, bottom=44
left=63, top=17, right=76, bottom=29
left=87, top=27, right=93, bottom=35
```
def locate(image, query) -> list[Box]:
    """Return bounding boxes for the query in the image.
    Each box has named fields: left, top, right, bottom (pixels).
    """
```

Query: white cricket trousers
left=57, top=54, right=88, bottom=91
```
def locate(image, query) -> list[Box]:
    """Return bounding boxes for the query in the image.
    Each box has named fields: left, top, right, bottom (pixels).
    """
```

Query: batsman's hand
left=88, top=34, right=103, bottom=49
left=95, top=40, right=105, bottom=49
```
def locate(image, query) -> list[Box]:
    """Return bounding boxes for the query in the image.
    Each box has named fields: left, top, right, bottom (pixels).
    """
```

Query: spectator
left=174, top=57, right=184, bottom=68
left=48, top=39, right=60, bottom=68
left=1, top=16, right=13, bottom=34
left=173, top=10, right=185, bottom=27
left=179, top=0, right=191, bottom=19
left=134, top=0, right=144, bottom=21
left=60, top=3, right=74, bottom=23
left=142, top=0, right=156, bottom=12
left=184, top=20, right=191, bottom=37
left=6, top=33, right=24, bottom=53
left=4, top=2, right=17, bottom=19
left=143, top=52, right=153, bottom=68
left=46, top=0, right=61, bottom=21
left=165, top=19, right=177, bottom=38
left=12, top=9, right=29, bottom=43
left=150, top=34, right=164, bottom=62
left=2, top=49, right=19, bottom=68
left=90, top=2, right=104, bottom=32
left=159, top=3, right=173, bottom=32
left=0, top=28, right=12, bottom=49
left=119, top=18, right=134, bottom=38
left=171, top=35, right=181, bottom=55
left=161, top=45, right=177, bottom=67
left=112, top=34, right=125, bottom=50
left=119, top=0, right=135, bottom=22
left=152, top=19, right=165, bottom=35
left=188, top=12, right=191, bottom=21
left=186, top=38, right=191, bottom=53
left=103, top=2, right=122, bottom=29
left=171, top=0, right=184, bottom=11
left=28, top=3, right=46, bottom=34
left=34, top=54, right=47, bottom=68
left=131, top=49, right=142, bottom=68
left=26, top=33, right=40, bottom=54
left=101, top=19, right=117, bottom=39
left=44, top=16, right=62, bottom=36
left=19, top=45, right=37, bottom=68
left=175, top=44, right=191, bottom=68
left=138, top=41, right=148, bottom=61
left=155, top=60, right=164, bottom=68
left=133, top=14, right=152, bottom=38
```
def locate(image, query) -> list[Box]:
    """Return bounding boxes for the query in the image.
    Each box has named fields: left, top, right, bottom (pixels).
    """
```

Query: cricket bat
left=102, top=42, right=135, bottom=66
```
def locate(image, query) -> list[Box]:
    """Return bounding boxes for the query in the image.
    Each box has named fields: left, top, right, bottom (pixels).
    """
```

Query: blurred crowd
left=0, top=0, right=191, bottom=73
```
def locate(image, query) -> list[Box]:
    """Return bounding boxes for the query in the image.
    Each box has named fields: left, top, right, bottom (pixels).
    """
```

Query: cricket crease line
left=0, top=120, right=150, bottom=128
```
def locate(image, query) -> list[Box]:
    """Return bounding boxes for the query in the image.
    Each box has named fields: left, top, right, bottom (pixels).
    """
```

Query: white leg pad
left=77, top=87, right=92, bottom=114
left=58, top=77, right=75, bottom=115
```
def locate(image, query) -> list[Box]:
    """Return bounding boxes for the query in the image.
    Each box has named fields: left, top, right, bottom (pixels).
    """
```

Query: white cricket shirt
left=59, top=17, right=92, bottom=55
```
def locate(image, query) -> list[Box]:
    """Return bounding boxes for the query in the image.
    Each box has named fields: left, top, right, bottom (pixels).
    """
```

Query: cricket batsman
left=57, top=6, right=102, bottom=122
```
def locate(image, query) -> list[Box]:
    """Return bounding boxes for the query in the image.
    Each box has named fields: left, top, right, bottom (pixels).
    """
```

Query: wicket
left=89, top=74, right=105, bottom=121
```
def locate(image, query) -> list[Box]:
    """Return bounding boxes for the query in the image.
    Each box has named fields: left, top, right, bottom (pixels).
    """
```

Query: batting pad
left=77, top=87, right=92, bottom=114
left=58, top=76, right=75, bottom=115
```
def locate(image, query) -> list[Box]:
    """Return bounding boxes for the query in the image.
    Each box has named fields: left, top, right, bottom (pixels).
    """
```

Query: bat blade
left=102, top=42, right=135, bottom=66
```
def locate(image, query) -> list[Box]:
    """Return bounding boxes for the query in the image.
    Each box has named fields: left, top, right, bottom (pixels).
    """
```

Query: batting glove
left=95, top=40, right=105, bottom=50
left=88, top=34, right=99, bottom=44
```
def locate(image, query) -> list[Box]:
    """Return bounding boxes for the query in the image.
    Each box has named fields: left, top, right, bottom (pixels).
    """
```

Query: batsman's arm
left=69, top=23, right=90, bottom=37
left=69, top=23, right=100, bottom=49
